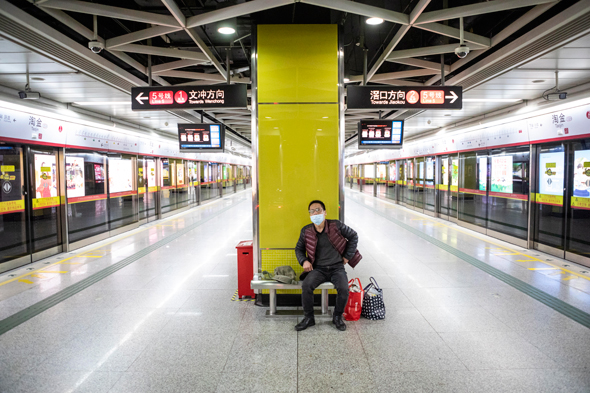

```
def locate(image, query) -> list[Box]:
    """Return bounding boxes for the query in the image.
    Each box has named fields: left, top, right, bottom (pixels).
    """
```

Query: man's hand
left=343, top=258, right=349, bottom=265
left=303, top=261, right=313, bottom=272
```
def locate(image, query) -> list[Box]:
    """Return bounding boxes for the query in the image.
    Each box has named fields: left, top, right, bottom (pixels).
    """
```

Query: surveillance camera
left=88, top=40, right=104, bottom=54
left=546, top=92, right=568, bottom=101
left=455, top=44, right=470, bottom=59
left=18, top=91, right=40, bottom=100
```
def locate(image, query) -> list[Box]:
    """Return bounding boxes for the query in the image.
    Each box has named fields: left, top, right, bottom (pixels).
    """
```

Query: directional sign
left=131, top=84, right=247, bottom=111
left=347, top=85, right=462, bottom=110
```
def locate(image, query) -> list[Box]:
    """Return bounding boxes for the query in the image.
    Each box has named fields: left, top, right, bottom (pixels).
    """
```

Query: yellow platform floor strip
left=231, top=290, right=256, bottom=302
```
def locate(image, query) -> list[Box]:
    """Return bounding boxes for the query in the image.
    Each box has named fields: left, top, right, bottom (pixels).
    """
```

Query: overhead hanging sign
left=347, top=85, right=462, bottom=110
left=131, top=84, right=248, bottom=111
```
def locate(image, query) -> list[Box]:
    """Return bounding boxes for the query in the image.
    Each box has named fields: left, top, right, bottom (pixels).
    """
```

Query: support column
left=253, top=24, right=342, bottom=291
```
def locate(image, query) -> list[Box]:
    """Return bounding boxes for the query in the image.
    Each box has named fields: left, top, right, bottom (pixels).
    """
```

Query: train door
left=424, top=156, right=436, bottom=216
left=438, top=156, right=451, bottom=220
left=533, top=139, right=590, bottom=268
left=385, top=161, right=397, bottom=202
left=29, top=147, right=63, bottom=261
left=450, top=154, right=459, bottom=222
left=415, top=157, right=425, bottom=212
left=376, top=163, right=387, bottom=199
left=0, top=144, right=66, bottom=272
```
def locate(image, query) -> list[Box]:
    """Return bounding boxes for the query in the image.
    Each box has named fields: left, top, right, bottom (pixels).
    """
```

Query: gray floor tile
left=109, top=370, right=220, bottom=393
left=418, top=306, right=512, bottom=332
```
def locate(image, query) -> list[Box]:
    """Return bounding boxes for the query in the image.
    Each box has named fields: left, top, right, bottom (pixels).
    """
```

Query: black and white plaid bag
left=361, top=277, right=385, bottom=320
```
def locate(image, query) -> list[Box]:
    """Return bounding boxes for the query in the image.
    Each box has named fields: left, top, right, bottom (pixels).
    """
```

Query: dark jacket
left=295, top=219, right=362, bottom=268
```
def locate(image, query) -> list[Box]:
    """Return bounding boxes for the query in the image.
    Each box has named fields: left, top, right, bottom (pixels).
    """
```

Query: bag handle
left=369, top=277, right=381, bottom=291
left=348, top=278, right=363, bottom=292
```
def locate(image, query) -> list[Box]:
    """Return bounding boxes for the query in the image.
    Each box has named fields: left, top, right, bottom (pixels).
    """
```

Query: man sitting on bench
left=294, top=200, right=361, bottom=332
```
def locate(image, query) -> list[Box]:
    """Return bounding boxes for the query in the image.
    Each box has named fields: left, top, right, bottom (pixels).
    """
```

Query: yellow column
left=256, top=25, right=340, bottom=290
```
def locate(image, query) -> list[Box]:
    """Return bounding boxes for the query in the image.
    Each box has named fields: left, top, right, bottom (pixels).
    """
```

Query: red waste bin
left=236, top=240, right=255, bottom=299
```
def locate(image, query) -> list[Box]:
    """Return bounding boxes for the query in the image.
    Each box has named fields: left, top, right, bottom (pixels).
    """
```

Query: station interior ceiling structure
left=0, top=0, right=590, bottom=156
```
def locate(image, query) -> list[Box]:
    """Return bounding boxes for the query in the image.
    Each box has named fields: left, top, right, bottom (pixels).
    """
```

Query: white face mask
left=310, top=213, right=325, bottom=225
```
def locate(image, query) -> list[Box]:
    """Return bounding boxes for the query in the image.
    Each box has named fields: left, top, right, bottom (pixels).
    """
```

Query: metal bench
left=251, top=274, right=335, bottom=316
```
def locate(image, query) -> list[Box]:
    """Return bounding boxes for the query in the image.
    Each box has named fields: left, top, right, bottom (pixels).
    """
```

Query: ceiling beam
left=424, top=3, right=558, bottom=86
left=387, top=43, right=487, bottom=60
left=106, top=26, right=182, bottom=49
left=151, top=59, right=204, bottom=73
left=39, top=0, right=180, bottom=27
left=370, top=79, right=426, bottom=87
left=370, top=69, right=439, bottom=81
left=391, top=58, right=450, bottom=72
left=158, top=70, right=250, bottom=83
left=301, top=0, right=409, bottom=25
left=414, top=0, right=558, bottom=25
left=160, top=0, right=186, bottom=27
left=409, top=0, right=432, bottom=24
left=186, top=0, right=294, bottom=28
left=108, top=44, right=209, bottom=62
left=367, top=26, right=411, bottom=81
left=366, top=0, right=429, bottom=81
left=414, top=23, right=491, bottom=47
left=185, top=27, right=228, bottom=78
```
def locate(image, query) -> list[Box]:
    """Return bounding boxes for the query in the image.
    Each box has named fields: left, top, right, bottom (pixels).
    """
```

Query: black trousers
left=301, top=264, right=349, bottom=317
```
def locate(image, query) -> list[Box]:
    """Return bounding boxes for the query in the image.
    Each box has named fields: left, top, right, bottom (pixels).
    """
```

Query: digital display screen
left=178, top=123, right=224, bottom=152
left=358, top=120, right=404, bottom=149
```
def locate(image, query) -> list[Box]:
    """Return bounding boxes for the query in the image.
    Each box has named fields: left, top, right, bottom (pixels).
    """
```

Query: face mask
left=310, top=213, right=324, bottom=225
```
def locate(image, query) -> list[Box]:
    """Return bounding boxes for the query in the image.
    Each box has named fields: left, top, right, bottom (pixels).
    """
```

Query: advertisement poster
left=94, top=164, right=105, bottom=183
left=418, top=161, right=424, bottom=180
left=409, top=161, right=414, bottom=181
left=177, top=164, right=184, bottom=186
left=390, top=163, right=396, bottom=181
left=573, top=150, right=590, bottom=198
left=442, top=160, right=449, bottom=186
left=451, top=159, right=459, bottom=187
left=147, top=160, right=156, bottom=187
left=66, top=156, right=85, bottom=198
left=403, top=162, right=407, bottom=183
left=539, top=152, right=565, bottom=196
left=491, top=155, right=513, bottom=193
left=376, top=165, right=386, bottom=180
left=109, top=159, right=133, bottom=193
left=34, top=154, right=57, bottom=198
left=478, top=157, right=487, bottom=191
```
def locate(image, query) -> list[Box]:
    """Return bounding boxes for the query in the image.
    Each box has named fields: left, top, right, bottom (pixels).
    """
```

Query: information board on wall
left=358, top=120, right=404, bottom=149
left=347, top=86, right=462, bottom=110
left=131, top=84, right=247, bottom=111
left=491, top=156, right=513, bottom=194
left=178, top=123, right=224, bottom=153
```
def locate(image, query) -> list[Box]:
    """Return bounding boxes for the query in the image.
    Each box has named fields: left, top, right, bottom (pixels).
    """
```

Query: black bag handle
left=369, top=277, right=381, bottom=291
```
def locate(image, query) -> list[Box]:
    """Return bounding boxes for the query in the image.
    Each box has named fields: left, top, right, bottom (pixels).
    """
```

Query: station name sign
left=347, top=85, right=462, bottom=110
left=131, top=84, right=247, bottom=111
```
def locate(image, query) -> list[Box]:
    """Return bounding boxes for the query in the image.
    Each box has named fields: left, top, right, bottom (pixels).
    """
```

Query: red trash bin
left=236, top=240, right=255, bottom=299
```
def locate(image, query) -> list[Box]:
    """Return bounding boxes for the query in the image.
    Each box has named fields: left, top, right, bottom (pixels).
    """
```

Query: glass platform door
left=29, top=147, right=63, bottom=261
left=565, top=139, right=590, bottom=267
left=438, top=156, right=451, bottom=220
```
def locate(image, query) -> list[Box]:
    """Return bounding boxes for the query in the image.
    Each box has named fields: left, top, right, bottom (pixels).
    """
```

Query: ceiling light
left=462, top=98, right=522, bottom=103
left=74, top=101, right=129, bottom=106
left=366, top=18, right=384, bottom=25
left=218, top=27, right=236, bottom=35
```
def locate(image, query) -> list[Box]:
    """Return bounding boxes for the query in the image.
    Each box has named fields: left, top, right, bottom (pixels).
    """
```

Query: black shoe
left=295, top=316, right=315, bottom=331
left=332, top=315, right=346, bottom=331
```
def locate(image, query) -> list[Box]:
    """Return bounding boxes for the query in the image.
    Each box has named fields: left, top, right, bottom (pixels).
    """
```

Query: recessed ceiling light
left=31, top=77, right=44, bottom=81
left=532, top=80, right=545, bottom=83
left=218, top=27, right=235, bottom=35
left=366, top=17, right=384, bottom=25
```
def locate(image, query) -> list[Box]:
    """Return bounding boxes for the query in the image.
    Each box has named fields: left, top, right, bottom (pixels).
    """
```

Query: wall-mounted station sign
left=131, top=84, right=247, bottom=111
left=178, top=123, right=224, bottom=153
left=347, top=85, right=462, bottom=110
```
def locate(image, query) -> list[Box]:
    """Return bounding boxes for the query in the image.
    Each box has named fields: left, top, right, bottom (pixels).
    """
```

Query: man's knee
left=335, top=281, right=349, bottom=294
left=302, top=277, right=316, bottom=292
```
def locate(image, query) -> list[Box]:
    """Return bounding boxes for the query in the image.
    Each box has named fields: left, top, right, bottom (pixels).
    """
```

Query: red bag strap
left=348, top=278, right=363, bottom=292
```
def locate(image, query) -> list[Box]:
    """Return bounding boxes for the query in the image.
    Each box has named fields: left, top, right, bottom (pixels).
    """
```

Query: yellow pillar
left=254, top=25, right=341, bottom=290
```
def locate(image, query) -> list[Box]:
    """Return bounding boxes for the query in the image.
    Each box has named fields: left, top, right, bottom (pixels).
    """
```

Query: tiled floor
left=0, top=189, right=589, bottom=392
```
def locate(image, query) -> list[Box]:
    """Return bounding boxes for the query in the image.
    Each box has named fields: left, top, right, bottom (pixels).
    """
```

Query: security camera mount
left=455, top=17, right=470, bottom=59
left=543, top=71, right=568, bottom=101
